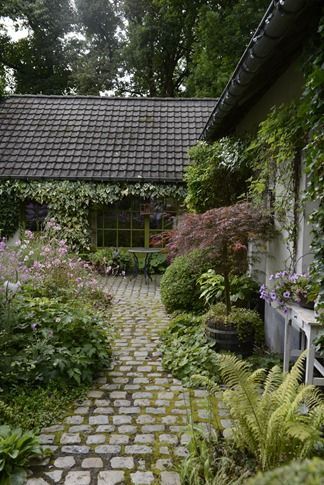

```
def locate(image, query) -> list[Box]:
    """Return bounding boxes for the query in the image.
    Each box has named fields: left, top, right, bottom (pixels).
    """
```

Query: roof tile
left=0, top=95, right=216, bottom=182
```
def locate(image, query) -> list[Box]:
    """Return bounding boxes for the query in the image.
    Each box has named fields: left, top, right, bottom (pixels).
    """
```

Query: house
left=0, top=95, right=216, bottom=247
left=200, top=0, right=322, bottom=352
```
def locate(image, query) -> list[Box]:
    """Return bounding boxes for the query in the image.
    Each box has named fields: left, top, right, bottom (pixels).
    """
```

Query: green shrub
left=246, top=458, right=324, bottom=485
left=161, top=313, right=219, bottom=384
left=198, top=271, right=259, bottom=308
left=0, top=296, right=111, bottom=388
left=160, top=250, right=213, bottom=313
left=0, top=425, right=43, bottom=484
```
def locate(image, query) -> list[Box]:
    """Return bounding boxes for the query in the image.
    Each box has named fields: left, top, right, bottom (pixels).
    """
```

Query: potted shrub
left=204, top=303, right=263, bottom=356
left=167, top=202, right=270, bottom=353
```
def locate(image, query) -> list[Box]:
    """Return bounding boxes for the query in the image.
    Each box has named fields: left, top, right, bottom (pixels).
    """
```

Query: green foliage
left=247, top=102, right=304, bottom=264
left=0, top=295, right=111, bottom=388
left=198, top=270, right=259, bottom=308
left=72, top=0, right=121, bottom=94
left=0, top=192, right=20, bottom=238
left=0, top=385, right=87, bottom=433
left=120, top=0, right=207, bottom=96
left=160, top=250, right=214, bottom=313
left=0, top=425, right=43, bottom=485
left=161, top=313, right=219, bottom=384
left=186, top=0, right=269, bottom=97
left=246, top=458, right=324, bottom=485
left=88, top=247, right=131, bottom=275
left=186, top=138, right=250, bottom=213
left=301, top=17, right=324, bottom=315
left=0, top=0, right=75, bottom=94
left=216, top=353, right=324, bottom=470
left=0, top=180, right=185, bottom=250
left=204, top=303, right=264, bottom=347
left=180, top=426, right=254, bottom=485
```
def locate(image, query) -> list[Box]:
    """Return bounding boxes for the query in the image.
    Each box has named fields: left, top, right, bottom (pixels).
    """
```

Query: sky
left=1, top=17, right=29, bottom=40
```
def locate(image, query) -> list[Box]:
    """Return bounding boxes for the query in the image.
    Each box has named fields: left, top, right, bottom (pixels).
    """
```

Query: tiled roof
left=0, top=95, right=216, bottom=183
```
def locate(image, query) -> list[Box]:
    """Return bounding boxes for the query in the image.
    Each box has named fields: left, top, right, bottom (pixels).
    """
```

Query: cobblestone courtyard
left=28, top=276, right=211, bottom=485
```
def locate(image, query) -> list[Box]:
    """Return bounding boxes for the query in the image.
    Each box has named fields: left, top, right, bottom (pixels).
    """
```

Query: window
left=96, top=198, right=145, bottom=248
left=25, top=201, right=48, bottom=232
left=96, top=198, right=180, bottom=248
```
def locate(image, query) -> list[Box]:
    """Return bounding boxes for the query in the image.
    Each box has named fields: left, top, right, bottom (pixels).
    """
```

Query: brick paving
left=28, top=276, right=214, bottom=485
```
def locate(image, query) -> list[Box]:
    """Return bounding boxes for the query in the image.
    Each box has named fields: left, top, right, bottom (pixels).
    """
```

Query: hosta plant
left=0, top=425, right=44, bottom=484
left=195, top=353, right=324, bottom=470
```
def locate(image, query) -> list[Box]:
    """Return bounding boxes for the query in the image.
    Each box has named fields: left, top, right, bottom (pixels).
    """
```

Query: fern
left=214, top=353, right=324, bottom=470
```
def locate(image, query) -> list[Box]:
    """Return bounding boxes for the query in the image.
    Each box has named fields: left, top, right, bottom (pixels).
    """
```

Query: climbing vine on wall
left=246, top=15, right=323, bottom=315
left=0, top=191, right=21, bottom=238
left=300, top=16, right=324, bottom=316
left=0, top=180, right=186, bottom=249
left=246, top=101, right=305, bottom=265
left=185, top=137, right=251, bottom=213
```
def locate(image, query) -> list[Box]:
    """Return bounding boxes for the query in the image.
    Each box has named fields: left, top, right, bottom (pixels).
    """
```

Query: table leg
left=131, top=253, right=139, bottom=280
left=305, top=327, right=316, bottom=385
left=143, top=253, right=153, bottom=284
left=283, top=314, right=292, bottom=373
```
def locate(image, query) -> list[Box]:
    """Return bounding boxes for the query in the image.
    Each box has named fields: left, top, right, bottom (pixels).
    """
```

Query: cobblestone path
left=28, top=277, right=209, bottom=485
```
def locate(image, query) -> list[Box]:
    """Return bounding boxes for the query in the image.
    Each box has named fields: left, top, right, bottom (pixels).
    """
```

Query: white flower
left=4, top=280, right=21, bottom=294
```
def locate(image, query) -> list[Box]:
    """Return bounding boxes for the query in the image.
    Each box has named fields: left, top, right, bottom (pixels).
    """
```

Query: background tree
left=71, top=0, right=121, bottom=95
left=0, top=0, right=75, bottom=94
left=119, top=0, right=208, bottom=96
left=185, top=0, right=269, bottom=97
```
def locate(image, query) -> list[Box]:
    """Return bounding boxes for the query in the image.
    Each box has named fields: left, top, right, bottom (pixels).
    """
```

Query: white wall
left=236, top=60, right=314, bottom=353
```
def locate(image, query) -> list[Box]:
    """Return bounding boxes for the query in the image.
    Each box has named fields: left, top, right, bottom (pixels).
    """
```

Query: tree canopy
left=0, top=0, right=268, bottom=96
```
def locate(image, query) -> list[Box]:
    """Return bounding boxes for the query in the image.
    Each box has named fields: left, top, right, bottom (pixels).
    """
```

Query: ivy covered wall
left=0, top=180, right=186, bottom=250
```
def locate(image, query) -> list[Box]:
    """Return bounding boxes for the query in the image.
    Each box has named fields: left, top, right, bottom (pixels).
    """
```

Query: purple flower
left=270, top=291, right=277, bottom=301
left=283, top=291, right=291, bottom=299
left=31, top=323, right=38, bottom=331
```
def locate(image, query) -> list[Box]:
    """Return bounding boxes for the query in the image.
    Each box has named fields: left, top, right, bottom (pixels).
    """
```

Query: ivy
left=246, top=101, right=304, bottom=265
left=0, top=180, right=186, bottom=249
left=246, top=15, right=323, bottom=316
left=185, top=137, right=250, bottom=213
left=0, top=191, right=21, bottom=238
left=300, top=16, right=324, bottom=316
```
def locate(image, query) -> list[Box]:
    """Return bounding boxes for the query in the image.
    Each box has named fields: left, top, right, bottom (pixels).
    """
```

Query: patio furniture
left=283, top=303, right=324, bottom=386
left=128, top=247, right=161, bottom=283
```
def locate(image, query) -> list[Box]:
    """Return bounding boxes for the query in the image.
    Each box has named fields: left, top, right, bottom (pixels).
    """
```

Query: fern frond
left=248, top=367, right=267, bottom=385
left=262, top=365, right=283, bottom=397
left=276, top=353, right=306, bottom=404
left=191, top=374, right=220, bottom=395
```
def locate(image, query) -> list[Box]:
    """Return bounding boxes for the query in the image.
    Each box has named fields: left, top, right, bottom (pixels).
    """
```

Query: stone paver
left=30, top=276, right=215, bottom=484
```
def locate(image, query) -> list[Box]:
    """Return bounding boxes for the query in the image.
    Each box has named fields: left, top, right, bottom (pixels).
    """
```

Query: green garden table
left=128, top=247, right=161, bottom=283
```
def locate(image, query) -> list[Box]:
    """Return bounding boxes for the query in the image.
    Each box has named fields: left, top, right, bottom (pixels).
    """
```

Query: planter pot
left=205, top=317, right=254, bottom=357
left=298, top=299, right=315, bottom=310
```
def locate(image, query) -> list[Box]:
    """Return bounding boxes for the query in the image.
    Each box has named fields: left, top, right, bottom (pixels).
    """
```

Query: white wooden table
left=283, top=304, right=324, bottom=386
